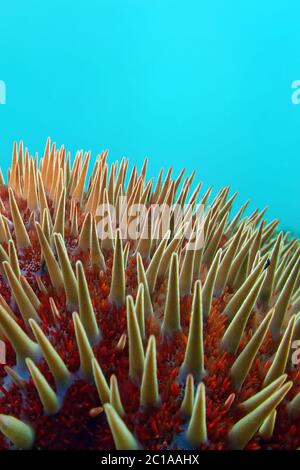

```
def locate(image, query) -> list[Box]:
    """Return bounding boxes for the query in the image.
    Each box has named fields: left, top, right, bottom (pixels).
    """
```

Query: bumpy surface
left=0, top=139, right=299, bottom=450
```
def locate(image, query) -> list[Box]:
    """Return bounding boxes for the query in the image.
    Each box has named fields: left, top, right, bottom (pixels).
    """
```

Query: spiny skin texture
left=0, top=139, right=299, bottom=450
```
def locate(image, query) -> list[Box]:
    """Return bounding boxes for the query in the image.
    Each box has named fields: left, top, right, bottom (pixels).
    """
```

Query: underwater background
left=0, top=0, right=299, bottom=233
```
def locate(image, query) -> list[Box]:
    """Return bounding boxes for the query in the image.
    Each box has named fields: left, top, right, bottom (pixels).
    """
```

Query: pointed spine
left=223, top=254, right=268, bottom=320
left=186, top=383, right=207, bottom=446
left=135, top=283, right=145, bottom=340
left=179, top=243, right=196, bottom=296
left=221, top=272, right=266, bottom=354
left=8, top=239, right=20, bottom=279
left=0, top=305, right=40, bottom=364
left=109, top=229, right=125, bottom=307
left=162, top=253, right=181, bottom=333
left=137, top=253, right=153, bottom=318
left=3, top=261, right=39, bottom=323
left=0, top=415, right=34, bottom=449
left=146, top=231, right=170, bottom=294
left=228, top=382, right=292, bottom=449
left=91, top=218, right=106, bottom=270
left=26, top=358, right=61, bottom=415
left=35, top=222, right=64, bottom=291
left=27, top=157, right=38, bottom=211
left=54, top=233, right=78, bottom=307
left=230, top=308, right=274, bottom=390
left=287, top=389, right=300, bottom=420
left=8, top=188, right=31, bottom=248
left=259, top=232, right=282, bottom=306
left=263, top=315, right=296, bottom=387
left=270, top=260, right=300, bottom=339
left=180, top=280, right=205, bottom=380
left=180, top=374, right=194, bottom=416
left=259, top=409, right=277, bottom=440
left=76, top=260, right=99, bottom=344
left=126, top=296, right=144, bottom=381
left=140, top=335, right=159, bottom=407
left=104, top=404, right=139, bottom=450
left=226, top=231, right=256, bottom=288
left=78, top=212, right=92, bottom=252
left=92, top=358, right=110, bottom=404
left=202, top=249, right=222, bottom=318
left=203, top=212, right=228, bottom=265
left=53, top=188, right=65, bottom=237
left=110, top=374, right=125, bottom=417
left=214, top=223, right=244, bottom=295
left=29, top=319, right=71, bottom=387
left=73, top=312, right=94, bottom=380
left=240, top=375, right=287, bottom=414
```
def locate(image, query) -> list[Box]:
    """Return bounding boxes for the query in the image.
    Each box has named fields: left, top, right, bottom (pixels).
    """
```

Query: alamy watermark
left=291, top=80, right=300, bottom=104
left=95, top=199, right=205, bottom=250
left=292, top=340, right=300, bottom=366
left=0, top=80, right=6, bottom=105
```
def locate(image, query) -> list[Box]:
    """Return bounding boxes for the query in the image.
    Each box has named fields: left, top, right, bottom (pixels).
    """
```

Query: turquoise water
left=0, top=0, right=299, bottom=233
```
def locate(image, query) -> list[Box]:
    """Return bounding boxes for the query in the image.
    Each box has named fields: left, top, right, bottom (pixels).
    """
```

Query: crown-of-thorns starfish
left=0, top=138, right=299, bottom=450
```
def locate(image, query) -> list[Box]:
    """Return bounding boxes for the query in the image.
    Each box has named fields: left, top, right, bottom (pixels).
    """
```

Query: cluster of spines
left=0, top=139, right=298, bottom=450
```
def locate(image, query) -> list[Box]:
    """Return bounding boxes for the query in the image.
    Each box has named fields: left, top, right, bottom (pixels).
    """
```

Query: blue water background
left=0, top=0, right=299, bottom=233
